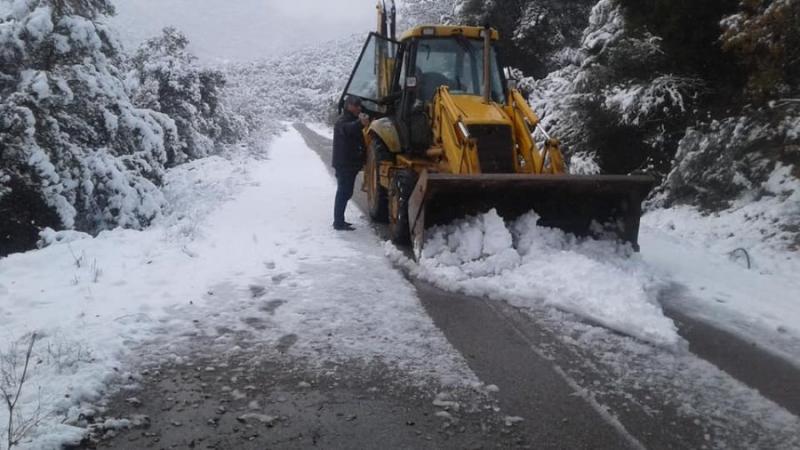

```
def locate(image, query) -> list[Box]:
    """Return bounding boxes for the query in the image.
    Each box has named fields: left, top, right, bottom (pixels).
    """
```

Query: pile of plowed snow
left=387, top=209, right=680, bottom=347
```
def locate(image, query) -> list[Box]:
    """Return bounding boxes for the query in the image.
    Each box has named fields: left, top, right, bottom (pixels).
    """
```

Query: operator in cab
left=332, top=95, right=370, bottom=231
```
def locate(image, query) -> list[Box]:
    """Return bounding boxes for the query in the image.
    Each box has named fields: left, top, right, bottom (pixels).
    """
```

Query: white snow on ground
left=387, top=210, right=681, bottom=347
left=0, top=128, right=476, bottom=448
left=387, top=177, right=800, bottom=360
left=2, top=121, right=797, bottom=447
left=641, top=173, right=800, bottom=364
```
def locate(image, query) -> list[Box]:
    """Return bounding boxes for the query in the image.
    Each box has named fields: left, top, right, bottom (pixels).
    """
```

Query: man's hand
left=359, top=113, right=370, bottom=127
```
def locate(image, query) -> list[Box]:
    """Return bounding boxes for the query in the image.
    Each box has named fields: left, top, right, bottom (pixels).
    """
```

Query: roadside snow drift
left=388, top=210, right=681, bottom=347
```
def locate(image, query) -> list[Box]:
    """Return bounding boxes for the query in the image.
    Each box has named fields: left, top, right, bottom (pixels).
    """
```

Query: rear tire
left=366, top=138, right=389, bottom=222
left=389, top=169, right=417, bottom=245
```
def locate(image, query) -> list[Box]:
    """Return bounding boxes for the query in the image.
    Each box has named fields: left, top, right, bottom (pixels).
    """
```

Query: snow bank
left=387, top=210, right=680, bottom=347
left=641, top=168, right=800, bottom=362
left=0, top=151, right=253, bottom=448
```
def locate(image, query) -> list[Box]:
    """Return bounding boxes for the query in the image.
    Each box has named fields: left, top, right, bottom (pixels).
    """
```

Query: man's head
left=344, top=95, right=362, bottom=114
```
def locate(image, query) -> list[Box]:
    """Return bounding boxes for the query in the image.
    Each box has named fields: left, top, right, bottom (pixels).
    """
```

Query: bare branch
left=2, top=333, right=38, bottom=449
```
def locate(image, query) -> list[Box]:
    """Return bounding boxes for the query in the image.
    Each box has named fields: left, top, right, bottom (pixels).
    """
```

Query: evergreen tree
left=721, top=0, right=800, bottom=102
left=0, top=0, right=180, bottom=255
left=128, top=27, right=246, bottom=167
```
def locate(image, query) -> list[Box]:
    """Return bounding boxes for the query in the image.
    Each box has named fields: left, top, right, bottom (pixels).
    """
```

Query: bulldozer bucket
left=408, top=172, right=655, bottom=259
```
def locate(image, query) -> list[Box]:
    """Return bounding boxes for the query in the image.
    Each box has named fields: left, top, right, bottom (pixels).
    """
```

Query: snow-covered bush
left=128, top=27, right=247, bottom=166
left=0, top=0, right=183, bottom=256
left=602, top=75, right=705, bottom=127
left=659, top=104, right=800, bottom=210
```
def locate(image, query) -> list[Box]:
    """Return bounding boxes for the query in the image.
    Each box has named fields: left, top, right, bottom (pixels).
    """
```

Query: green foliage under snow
left=0, top=0, right=245, bottom=256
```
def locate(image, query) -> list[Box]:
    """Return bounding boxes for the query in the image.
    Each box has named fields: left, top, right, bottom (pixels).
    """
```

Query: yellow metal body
left=427, top=86, right=567, bottom=176
left=377, top=45, right=395, bottom=101
left=400, top=25, right=500, bottom=41
left=363, top=24, right=566, bottom=181
left=504, top=89, right=566, bottom=174
left=368, top=85, right=568, bottom=186
left=368, top=118, right=401, bottom=153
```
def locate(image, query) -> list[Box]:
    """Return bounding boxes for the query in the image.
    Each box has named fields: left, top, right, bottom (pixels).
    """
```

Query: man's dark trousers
left=334, top=167, right=359, bottom=226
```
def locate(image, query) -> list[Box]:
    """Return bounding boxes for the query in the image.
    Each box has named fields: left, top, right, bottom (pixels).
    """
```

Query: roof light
left=422, top=27, right=436, bottom=36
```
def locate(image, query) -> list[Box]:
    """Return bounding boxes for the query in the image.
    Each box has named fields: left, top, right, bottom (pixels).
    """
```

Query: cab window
left=413, top=37, right=506, bottom=103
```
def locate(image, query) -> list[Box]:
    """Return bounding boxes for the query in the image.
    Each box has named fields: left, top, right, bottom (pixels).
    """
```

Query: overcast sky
left=112, top=0, right=378, bottom=62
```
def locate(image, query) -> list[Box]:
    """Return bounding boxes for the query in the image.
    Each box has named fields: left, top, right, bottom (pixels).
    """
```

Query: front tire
left=366, top=138, right=389, bottom=222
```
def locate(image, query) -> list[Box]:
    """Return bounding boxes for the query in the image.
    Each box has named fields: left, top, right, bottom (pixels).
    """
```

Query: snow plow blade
left=408, top=172, right=655, bottom=258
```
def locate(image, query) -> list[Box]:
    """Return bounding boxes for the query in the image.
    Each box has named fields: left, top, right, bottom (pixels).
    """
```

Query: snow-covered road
left=2, top=125, right=799, bottom=448
left=0, top=127, right=476, bottom=448
left=298, top=122, right=800, bottom=447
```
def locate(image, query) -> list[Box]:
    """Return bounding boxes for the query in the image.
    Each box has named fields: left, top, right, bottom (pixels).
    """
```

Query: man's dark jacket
left=332, top=111, right=366, bottom=170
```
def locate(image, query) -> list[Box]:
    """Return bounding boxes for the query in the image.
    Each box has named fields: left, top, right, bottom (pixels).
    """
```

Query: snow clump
left=391, top=209, right=681, bottom=347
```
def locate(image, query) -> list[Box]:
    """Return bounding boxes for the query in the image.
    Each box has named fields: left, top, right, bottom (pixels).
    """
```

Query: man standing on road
left=332, top=95, right=370, bottom=231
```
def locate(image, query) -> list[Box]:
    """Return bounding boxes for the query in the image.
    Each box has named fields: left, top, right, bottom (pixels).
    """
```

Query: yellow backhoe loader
left=340, top=1, right=654, bottom=258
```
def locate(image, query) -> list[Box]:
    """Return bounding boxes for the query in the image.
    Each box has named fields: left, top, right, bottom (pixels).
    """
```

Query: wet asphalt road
left=87, top=350, right=532, bottom=449
left=87, top=124, right=799, bottom=449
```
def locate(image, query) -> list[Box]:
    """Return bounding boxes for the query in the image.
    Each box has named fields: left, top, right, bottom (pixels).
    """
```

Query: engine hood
left=447, top=94, right=511, bottom=126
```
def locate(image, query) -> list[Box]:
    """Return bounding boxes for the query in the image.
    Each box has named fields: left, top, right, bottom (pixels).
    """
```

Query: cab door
left=340, top=32, right=400, bottom=115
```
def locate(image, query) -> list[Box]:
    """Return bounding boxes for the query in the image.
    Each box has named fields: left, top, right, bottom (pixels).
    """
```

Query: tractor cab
left=340, top=25, right=508, bottom=152
left=409, top=31, right=506, bottom=104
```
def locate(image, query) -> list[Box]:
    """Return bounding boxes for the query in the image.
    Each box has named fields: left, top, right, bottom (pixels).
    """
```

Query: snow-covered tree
left=0, top=0, right=179, bottom=255
left=398, top=0, right=459, bottom=29
left=128, top=27, right=246, bottom=166
left=721, top=0, right=800, bottom=102
left=520, top=0, right=705, bottom=176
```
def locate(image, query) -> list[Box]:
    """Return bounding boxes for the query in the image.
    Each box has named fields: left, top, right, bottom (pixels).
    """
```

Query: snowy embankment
left=0, top=128, right=476, bottom=448
left=641, top=168, right=800, bottom=363
left=387, top=211, right=681, bottom=347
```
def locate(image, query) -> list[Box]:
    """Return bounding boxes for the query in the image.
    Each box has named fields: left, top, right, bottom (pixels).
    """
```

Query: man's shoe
left=333, top=222, right=356, bottom=231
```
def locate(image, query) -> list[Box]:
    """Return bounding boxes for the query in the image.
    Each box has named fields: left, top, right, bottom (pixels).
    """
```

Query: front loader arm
left=507, top=89, right=566, bottom=174
left=431, top=86, right=480, bottom=174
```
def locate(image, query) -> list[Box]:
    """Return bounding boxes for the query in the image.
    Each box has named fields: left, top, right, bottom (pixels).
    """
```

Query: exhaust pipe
left=390, top=0, right=396, bottom=40
left=483, top=24, right=491, bottom=104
